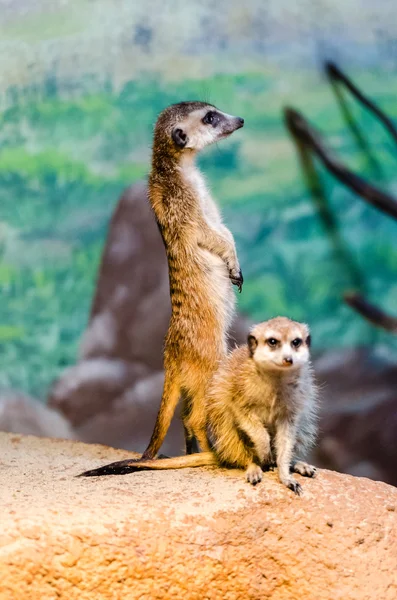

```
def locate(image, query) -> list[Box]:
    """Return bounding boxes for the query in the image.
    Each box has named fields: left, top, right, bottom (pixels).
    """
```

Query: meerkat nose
left=283, top=356, right=293, bottom=366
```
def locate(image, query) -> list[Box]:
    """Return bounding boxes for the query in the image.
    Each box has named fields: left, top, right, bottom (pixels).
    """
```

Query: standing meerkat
left=142, top=101, right=244, bottom=458
left=81, top=317, right=319, bottom=495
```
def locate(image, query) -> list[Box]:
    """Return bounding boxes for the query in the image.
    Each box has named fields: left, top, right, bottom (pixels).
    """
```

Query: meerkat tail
left=78, top=452, right=216, bottom=477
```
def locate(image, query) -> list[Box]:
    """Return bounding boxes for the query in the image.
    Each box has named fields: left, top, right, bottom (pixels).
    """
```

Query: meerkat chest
left=260, top=393, right=285, bottom=425
left=182, top=163, right=223, bottom=230
left=244, top=381, right=276, bottom=422
left=248, top=379, right=298, bottom=425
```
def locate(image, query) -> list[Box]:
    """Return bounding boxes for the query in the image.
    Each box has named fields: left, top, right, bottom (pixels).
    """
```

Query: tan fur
left=81, top=318, right=318, bottom=496
left=206, top=317, right=318, bottom=493
left=79, top=452, right=216, bottom=477
left=142, top=102, right=244, bottom=458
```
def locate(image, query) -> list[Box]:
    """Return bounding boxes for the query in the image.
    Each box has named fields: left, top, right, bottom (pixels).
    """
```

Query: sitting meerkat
left=205, top=316, right=318, bottom=493
left=80, top=317, right=318, bottom=495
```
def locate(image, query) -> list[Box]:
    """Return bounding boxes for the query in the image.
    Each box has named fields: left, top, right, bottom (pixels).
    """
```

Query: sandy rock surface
left=1, top=433, right=396, bottom=600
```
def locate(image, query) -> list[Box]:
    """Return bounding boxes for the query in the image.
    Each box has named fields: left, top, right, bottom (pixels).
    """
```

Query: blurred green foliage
left=0, top=70, right=397, bottom=398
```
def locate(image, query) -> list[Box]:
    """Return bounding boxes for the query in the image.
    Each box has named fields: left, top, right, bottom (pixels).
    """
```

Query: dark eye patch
left=202, top=111, right=221, bottom=127
left=291, top=338, right=302, bottom=348
left=266, top=338, right=279, bottom=348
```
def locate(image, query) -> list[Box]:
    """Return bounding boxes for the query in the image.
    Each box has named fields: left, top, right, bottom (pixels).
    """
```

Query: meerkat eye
left=291, top=338, right=302, bottom=348
left=266, top=338, right=278, bottom=348
left=203, top=111, right=214, bottom=125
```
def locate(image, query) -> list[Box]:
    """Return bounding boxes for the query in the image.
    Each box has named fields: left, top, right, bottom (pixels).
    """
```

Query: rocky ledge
left=0, top=432, right=396, bottom=599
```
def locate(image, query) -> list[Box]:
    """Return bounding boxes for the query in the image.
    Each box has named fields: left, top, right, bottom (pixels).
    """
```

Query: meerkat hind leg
left=142, top=372, right=181, bottom=459
left=185, top=391, right=211, bottom=452
left=184, top=425, right=200, bottom=455
left=181, top=394, right=199, bottom=454
left=291, top=460, right=317, bottom=478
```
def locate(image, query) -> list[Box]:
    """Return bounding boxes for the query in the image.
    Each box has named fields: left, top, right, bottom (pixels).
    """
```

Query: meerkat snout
left=282, top=356, right=293, bottom=366
left=221, top=114, right=244, bottom=135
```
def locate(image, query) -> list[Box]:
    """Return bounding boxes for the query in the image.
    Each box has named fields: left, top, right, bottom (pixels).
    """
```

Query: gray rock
left=0, top=391, right=74, bottom=440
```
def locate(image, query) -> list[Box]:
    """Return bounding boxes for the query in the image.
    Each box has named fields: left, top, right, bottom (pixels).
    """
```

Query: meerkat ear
left=306, top=335, right=311, bottom=347
left=172, top=127, right=188, bottom=148
left=247, top=334, right=258, bottom=356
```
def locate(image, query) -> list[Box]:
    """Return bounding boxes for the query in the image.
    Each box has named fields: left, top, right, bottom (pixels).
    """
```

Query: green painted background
left=1, top=0, right=397, bottom=398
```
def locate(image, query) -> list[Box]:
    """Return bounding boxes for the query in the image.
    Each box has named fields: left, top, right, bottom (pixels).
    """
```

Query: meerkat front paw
left=246, top=464, right=263, bottom=485
left=291, top=461, right=316, bottom=478
left=229, top=268, right=243, bottom=292
left=287, top=479, right=303, bottom=495
left=280, top=477, right=302, bottom=495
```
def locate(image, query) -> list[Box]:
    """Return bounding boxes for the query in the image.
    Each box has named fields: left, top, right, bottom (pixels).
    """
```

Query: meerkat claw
left=246, top=464, right=263, bottom=485
left=287, top=480, right=303, bottom=495
left=230, top=269, right=243, bottom=292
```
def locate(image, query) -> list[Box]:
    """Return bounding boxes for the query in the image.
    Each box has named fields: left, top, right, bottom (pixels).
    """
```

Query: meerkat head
left=247, top=317, right=311, bottom=372
left=154, top=101, right=244, bottom=155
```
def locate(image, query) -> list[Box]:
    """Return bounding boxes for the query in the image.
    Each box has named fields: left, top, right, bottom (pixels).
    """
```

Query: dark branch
left=344, top=292, right=397, bottom=333
left=284, top=107, right=397, bottom=220
left=325, top=62, right=397, bottom=147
